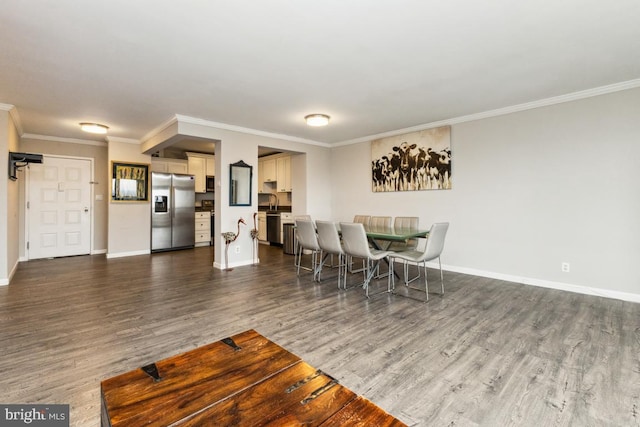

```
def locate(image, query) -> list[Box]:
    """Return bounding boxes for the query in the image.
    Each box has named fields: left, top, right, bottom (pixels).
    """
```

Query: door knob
left=84, top=207, right=89, bottom=213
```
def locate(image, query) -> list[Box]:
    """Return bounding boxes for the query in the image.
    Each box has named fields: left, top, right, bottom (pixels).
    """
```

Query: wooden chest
left=101, top=329, right=406, bottom=426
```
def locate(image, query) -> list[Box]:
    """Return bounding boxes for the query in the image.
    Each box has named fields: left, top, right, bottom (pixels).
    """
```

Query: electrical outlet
left=561, top=262, right=570, bottom=273
left=235, top=246, right=241, bottom=254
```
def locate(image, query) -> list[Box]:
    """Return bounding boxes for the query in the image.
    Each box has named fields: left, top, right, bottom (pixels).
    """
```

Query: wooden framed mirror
left=229, top=160, right=252, bottom=206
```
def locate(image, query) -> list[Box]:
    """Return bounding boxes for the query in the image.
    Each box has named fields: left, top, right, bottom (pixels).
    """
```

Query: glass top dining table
left=364, top=226, right=429, bottom=250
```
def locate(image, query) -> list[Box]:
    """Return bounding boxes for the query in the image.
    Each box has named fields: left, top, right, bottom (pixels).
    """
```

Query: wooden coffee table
left=101, top=329, right=406, bottom=426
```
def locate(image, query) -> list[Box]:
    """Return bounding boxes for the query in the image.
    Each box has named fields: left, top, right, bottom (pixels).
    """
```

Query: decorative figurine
left=222, top=218, right=246, bottom=271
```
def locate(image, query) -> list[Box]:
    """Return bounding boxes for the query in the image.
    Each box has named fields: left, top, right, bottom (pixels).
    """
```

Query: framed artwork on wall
left=371, top=125, right=451, bottom=192
left=111, top=161, right=149, bottom=202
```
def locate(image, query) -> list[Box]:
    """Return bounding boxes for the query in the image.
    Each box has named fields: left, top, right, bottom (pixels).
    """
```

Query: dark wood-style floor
left=1, top=245, right=639, bottom=426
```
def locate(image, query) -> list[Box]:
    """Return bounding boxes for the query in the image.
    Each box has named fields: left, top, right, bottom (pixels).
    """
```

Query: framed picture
left=371, top=125, right=451, bottom=192
left=111, top=161, right=149, bottom=202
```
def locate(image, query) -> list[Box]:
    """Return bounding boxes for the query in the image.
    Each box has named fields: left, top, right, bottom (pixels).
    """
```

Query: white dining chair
left=353, top=215, right=371, bottom=227
left=389, top=222, right=449, bottom=301
left=339, top=222, right=394, bottom=298
left=315, top=220, right=347, bottom=289
left=369, top=216, right=391, bottom=229
left=294, top=219, right=321, bottom=281
left=388, top=216, right=420, bottom=252
left=349, top=215, right=370, bottom=273
left=293, top=215, right=312, bottom=268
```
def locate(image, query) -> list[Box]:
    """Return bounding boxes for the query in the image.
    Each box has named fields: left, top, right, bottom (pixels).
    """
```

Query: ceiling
left=1, top=1, right=639, bottom=146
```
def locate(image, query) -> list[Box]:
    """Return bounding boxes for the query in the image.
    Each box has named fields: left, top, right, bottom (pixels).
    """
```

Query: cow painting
left=371, top=126, right=451, bottom=192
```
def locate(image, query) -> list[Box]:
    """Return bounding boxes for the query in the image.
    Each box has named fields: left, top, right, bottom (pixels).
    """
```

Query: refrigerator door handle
left=171, top=186, right=175, bottom=220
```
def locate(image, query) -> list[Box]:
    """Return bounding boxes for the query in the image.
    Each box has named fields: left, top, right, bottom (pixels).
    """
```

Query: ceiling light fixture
left=304, top=114, right=330, bottom=127
left=80, top=122, right=109, bottom=134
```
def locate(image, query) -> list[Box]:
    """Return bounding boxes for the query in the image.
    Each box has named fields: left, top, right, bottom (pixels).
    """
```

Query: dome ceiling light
left=80, top=122, right=109, bottom=134
left=304, top=114, right=330, bottom=127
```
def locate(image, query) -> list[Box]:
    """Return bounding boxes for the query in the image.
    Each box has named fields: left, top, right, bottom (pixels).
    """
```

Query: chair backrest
left=369, top=216, right=391, bottom=229
left=394, top=216, right=419, bottom=230
left=339, top=222, right=372, bottom=259
left=393, top=216, right=420, bottom=249
left=353, top=215, right=370, bottom=227
left=422, top=222, right=449, bottom=261
left=316, top=221, right=343, bottom=255
left=295, top=219, right=320, bottom=251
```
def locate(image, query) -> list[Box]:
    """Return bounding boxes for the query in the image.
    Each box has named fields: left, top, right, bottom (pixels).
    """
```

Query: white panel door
left=28, top=157, right=92, bottom=259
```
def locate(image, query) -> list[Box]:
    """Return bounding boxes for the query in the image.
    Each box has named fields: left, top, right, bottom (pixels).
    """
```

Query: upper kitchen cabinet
left=151, top=158, right=189, bottom=174
left=187, top=152, right=215, bottom=193
left=262, top=158, right=276, bottom=183
left=206, top=156, right=215, bottom=176
left=258, top=153, right=292, bottom=192
left=257, top=159, right=265, bottom=193
left=276, top=156, right=292, bottom=192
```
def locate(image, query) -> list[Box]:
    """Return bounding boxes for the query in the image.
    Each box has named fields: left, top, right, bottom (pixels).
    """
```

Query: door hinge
left=27, top=201, right=30, bottom=209
left=27, top=241, right=29, bottom=250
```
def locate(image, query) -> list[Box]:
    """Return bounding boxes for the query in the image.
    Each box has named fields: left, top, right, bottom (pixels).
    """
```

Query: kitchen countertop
left=195, top=207, right=215, bottom=213
left=257, top=206, right=292, bottom=213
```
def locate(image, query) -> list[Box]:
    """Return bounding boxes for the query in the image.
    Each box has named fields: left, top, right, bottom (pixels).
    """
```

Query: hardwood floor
left=1, top=245, right=639, bottom=426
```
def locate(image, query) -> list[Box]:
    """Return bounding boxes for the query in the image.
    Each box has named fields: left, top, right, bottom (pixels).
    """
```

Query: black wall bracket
left=8, top=152, right=43, bottom=180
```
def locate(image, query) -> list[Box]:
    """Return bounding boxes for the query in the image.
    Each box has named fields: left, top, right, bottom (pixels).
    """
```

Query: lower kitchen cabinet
left=195, top=212, right=211, bottom=246
left=257, top=212, right=267, bottom=242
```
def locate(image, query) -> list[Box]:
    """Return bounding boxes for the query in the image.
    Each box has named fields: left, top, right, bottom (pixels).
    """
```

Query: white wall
left=0, top=108, right=20, bottom=285
left=107, top=140, right=152, bottom=258
left=331, top=88, right=640, bottom=301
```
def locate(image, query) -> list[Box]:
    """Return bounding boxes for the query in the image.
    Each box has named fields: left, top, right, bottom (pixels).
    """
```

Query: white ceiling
left=1, top=1, right=639, bottom=146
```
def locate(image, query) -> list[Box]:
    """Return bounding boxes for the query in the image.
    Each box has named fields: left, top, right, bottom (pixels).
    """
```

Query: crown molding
left=0, top=103, right=24, bottom=135
left=175, top=114, right=330, bottom=148
left=141, top=115, right=179, bottom=144
left=335, top=78, right=640, bottom=146
left=22, top=133, right=108, bottom=147
left=106, top=136, right=140, bottom=145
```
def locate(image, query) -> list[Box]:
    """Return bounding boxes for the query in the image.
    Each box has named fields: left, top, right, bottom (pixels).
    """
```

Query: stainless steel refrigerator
left=151, top=172, right=195, bottom=252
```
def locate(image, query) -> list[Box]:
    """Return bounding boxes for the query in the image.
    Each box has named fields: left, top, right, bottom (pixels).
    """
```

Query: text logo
left=0, top=405, right=69, bottom=426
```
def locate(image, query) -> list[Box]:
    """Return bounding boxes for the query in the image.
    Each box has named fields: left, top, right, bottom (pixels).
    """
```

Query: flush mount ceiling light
left=304, top=114, right=330, bottom=127
left=80, top=122, right=109, bottom=134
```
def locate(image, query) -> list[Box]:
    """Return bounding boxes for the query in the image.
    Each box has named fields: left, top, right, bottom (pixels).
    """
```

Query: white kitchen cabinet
left=257, top=212, right=267, bottom=241
left=187, top=153, right=207, bottom=193
left=257, top=159, right=265, bottom=193
left=195, top=212, right=211, bottom=246
left=206, top=156, right=215, bottom=176
left=262, top=158, right=276, bottom=183
left=276, top=156, right=291, bottom=192
left=151, top=158, right=189, bottom=174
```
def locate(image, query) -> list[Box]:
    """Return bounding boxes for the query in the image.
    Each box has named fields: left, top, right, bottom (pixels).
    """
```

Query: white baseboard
left=92, top=249, right=107, bottom=255
left=106, top=249, right=150, bottom=259
left=1, top=259, right=20, bottom=285
left=424, top=262, right=640, bottom=304
left=213, top=258, right=258, bottom=270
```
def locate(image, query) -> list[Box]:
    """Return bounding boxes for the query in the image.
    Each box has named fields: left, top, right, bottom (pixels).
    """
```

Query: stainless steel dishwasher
left=266, top=212, right=281, bottom=245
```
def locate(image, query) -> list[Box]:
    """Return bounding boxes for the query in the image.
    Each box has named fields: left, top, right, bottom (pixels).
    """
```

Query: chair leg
left=338, top=253, right=347, bottom=290
left=423, top=261, right=429, bottom=301
left=315, top=251, right=325, bottom=282
left=387, top=258, right=394, bottom=293
left=438, top=256, right=444, bottom=295
left=403, top=260, right=421, bottom=285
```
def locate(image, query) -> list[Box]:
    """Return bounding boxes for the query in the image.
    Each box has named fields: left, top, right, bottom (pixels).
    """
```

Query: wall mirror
left=229, top=160, right=252, bottom=206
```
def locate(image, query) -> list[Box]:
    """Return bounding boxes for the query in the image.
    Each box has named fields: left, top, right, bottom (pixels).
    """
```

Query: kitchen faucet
left=268, top=193, right=279, bottom=211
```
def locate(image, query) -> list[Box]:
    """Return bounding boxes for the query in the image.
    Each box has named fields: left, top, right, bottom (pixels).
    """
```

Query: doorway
left=26, top=156, right=93, bottom=259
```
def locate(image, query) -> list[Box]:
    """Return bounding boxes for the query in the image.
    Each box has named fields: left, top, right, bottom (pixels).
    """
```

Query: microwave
left=206, top=176, right=215, bottom=192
